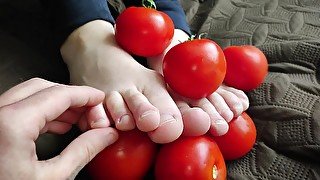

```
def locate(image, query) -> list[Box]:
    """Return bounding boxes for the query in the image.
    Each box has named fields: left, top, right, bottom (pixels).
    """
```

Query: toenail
left=159, top=114, right=177, bottom=127
left=140, top=110, right=159, bottom=120
left=211, top=119, right=229, bottom=136
left=234, top=104, right=243, bottom=113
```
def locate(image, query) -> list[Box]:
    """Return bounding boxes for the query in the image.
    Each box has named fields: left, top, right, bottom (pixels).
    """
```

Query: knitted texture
left=180, top=0, right=320, bottom=179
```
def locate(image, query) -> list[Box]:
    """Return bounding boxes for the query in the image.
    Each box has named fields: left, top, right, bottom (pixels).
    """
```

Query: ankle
left=60, top=20, right=115, bottom=65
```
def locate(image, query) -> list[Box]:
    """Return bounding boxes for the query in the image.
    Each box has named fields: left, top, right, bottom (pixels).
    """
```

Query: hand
left=0, top=78, right=118, bottom=179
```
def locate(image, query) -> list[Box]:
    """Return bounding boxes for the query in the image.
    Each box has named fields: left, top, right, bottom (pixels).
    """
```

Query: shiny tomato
left=115, top=6, right=174, bottom=57
left=155, top=136, right=226, bottom=180
left=86, top=129, right=158, bottom=180
left=213, top=112, right=256, bottom=160
left=223, top=45, right=268, bottom=91
left=163, top=39, right=226, bottom=99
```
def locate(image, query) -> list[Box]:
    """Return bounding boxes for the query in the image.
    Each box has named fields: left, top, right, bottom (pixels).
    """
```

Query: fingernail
left=91, top=118, right=107, bottom=128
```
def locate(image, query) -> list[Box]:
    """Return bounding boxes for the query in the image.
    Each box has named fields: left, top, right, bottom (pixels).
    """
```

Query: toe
left=207, top=92, right=234, bottom=122
left=176, top=99, right=210, bottom=136
left=144, top=84, right=183, bottom=144
left=122, top=89, right=160, bottom=132
left=191, top=98, right=229, bottom=136
left=216, top=88, right=244, bottom=117
left=209, top=118, right=229, bottom=136
left=221, top=85, right=250, bottom=111
left=105, top=91, right=135, bottom=131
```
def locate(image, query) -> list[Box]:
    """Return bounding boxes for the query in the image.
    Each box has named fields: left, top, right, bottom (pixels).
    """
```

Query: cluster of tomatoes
left=87, top=113, right=257, bottom=180
left=87, top=2, right=268, bottom=180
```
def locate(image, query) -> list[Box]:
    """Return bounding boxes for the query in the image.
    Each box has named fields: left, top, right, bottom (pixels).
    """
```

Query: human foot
left=61, top=20, right=183, bottom=143
left=147, top=29, right=249, bottom=136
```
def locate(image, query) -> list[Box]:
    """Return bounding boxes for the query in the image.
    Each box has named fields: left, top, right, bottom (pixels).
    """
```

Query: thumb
left=39, top=127, right=118, bottom=179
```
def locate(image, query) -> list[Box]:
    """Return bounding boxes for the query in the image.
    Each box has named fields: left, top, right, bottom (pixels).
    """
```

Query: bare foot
left=148, top=29, right=249, bottom=136
left=61, top=20, right=183, bottom=143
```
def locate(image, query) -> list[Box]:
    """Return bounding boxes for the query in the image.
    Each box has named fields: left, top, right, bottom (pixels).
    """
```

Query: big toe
left=144, top=84, right=183, bottom=144
left=122, top=89, right=160, bottom=132
left=148, top=114, right=183, bottom=144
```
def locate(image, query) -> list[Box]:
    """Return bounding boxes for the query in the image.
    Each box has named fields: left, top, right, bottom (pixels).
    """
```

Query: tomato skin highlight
left=155, top=136, right=227, bottom=180
left=87, top=129, right=158, bottom=180
left=163, top=39, right=226, bottom=99
left=213, top=112, right=257, bottom=160
left=115, top=7, right=174, bottom=57
left=223, top=45, right=268, bottom=91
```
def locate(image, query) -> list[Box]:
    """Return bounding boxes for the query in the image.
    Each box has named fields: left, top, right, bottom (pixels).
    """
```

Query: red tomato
left=87, top=129, right=158, bottom=180
left=213, top=112, right=256, bottom=160
left=115, top=6, right=174, bottom=57
left=163, top=39, right=226, bottom=99
left=155, top=136, right=226, bottom=180
left=223, top=45, right=268, bottom=91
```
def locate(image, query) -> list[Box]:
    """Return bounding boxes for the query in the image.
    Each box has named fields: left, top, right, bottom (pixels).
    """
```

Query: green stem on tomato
left=188, top=33, right=208, bottom=41
left=142, top=0, right=157, bottom=9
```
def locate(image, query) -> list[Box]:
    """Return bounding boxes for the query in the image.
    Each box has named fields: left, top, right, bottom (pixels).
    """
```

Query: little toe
left=122, top=89, right=160, bottom=132
left=105, top=91, right=135, bottom=131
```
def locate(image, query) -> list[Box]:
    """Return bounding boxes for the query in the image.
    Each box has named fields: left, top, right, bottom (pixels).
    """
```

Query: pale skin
left=61, top=20, right=249, bottom=143
left=0, top=78, right=118, bottom=180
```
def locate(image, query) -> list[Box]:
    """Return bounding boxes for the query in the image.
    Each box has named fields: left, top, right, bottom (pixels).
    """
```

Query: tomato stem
left=142, top=0, right=157, bottom=9
left=198, top=33, right=208, bottom=39
left=188, top=33, right=208, bottom=41
left=212, top=165, right=218, bottom=179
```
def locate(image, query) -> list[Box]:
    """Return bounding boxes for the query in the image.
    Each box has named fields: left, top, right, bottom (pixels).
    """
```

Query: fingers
left=38, top=128, right=118, bottom=180
left=0, top=78, right=56, bottom=107
left=40, top=121, right=72, bottom=134
left=7, top=85, right=106, bottom=138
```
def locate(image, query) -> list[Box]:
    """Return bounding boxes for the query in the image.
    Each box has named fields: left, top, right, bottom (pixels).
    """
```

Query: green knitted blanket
left=180, top=0, right=320, bottom=179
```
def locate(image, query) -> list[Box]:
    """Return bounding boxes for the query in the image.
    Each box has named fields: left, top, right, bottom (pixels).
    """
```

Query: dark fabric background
left=0, top=0, right=319, bottom=179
